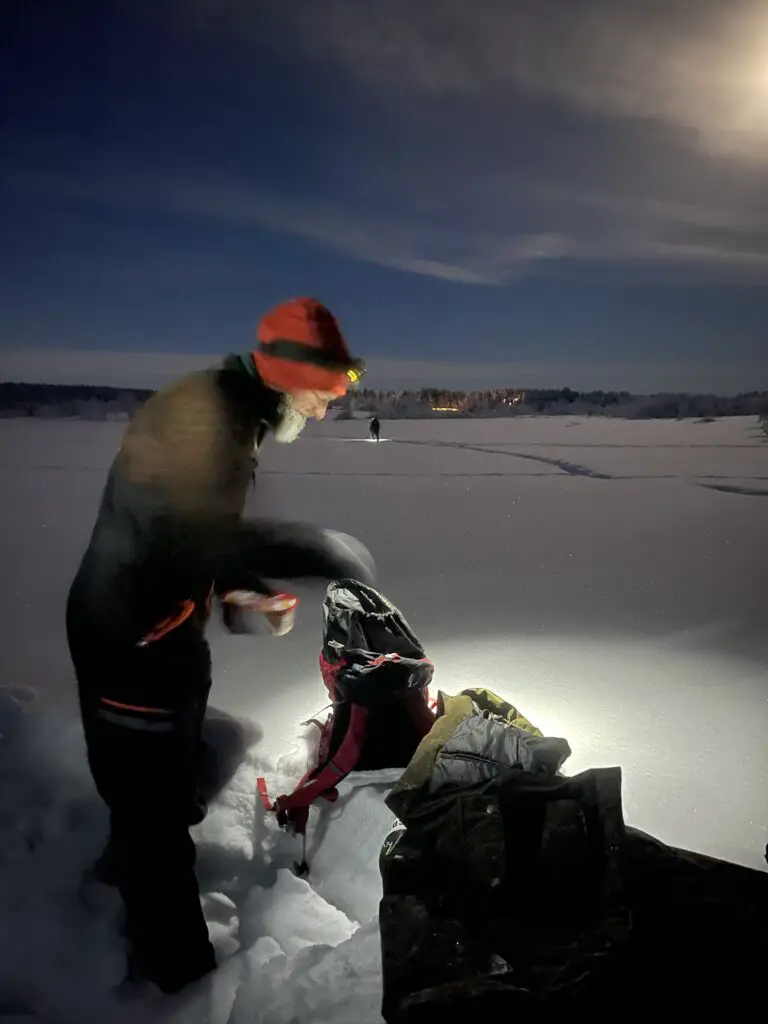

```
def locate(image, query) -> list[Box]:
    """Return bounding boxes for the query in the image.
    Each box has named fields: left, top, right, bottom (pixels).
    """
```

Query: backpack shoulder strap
left=273, top=703, right=370, bottom=834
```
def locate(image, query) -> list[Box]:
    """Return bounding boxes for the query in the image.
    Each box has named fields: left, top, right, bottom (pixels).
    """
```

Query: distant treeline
left=0, top=382, right=153, bottom=420
left=340, top=386, right=768, bottom=421
left=1, top=380, right=768, bottom=422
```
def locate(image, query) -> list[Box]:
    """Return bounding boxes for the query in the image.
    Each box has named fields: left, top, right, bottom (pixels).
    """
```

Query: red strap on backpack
left=261, top=655, right=436, bottom=840
left=272, top=704, right=370, bottom=835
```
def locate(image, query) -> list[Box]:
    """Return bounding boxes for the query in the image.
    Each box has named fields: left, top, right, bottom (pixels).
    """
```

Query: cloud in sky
left=111, top=0, right=768, bottom=284
left=268, top=0, right=768, bottom=162
left=11, top=150, right=768, bottom=290
left=2, top=0, right=768, bottom=426
left=4, top=0, right=768, bottom=292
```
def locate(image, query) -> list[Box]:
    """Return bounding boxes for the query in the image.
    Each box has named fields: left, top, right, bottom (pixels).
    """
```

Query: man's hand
left=220, top=591, right=299, bottom=636
left=321, top=530, right=376, bottom=586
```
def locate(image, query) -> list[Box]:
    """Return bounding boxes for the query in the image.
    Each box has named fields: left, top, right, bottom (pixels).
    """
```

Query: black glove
left=215, top=519, right=376, bottom=592
left=317, top=529, right=376, bottom=586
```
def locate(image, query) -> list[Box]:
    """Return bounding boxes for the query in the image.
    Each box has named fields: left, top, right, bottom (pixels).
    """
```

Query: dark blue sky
left=1, top=0, right=767, bottom=391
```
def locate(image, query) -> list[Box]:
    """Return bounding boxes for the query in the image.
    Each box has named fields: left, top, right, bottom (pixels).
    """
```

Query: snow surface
left=0, top=414, right=766, bottom=1022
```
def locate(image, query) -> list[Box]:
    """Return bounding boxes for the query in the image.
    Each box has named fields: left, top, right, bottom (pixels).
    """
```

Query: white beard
left=273, top=395, right=308, bottom=444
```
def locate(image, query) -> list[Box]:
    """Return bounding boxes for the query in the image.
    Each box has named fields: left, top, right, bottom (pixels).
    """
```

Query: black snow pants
left=66, top=589, right=216, bottom=994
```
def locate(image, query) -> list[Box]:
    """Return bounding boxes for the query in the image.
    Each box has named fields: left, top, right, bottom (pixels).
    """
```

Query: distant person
left=369, top=416, right=381, bottom=442
left=66, top=298, right=374, bottom=995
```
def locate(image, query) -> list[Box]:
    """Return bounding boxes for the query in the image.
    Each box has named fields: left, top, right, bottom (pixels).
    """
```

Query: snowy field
left=0, top=413, right=767, bottom=1023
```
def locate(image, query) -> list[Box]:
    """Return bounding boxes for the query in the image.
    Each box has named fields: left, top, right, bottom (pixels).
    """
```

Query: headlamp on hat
left=346, top=360, right=366, bottom=385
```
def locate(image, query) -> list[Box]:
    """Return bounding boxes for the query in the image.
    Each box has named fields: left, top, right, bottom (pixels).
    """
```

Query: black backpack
left=260, top=580, right=435, bottom=865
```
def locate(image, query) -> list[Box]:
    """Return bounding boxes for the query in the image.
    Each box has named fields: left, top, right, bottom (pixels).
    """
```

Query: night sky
left=1, top=0, right=767, bottom=392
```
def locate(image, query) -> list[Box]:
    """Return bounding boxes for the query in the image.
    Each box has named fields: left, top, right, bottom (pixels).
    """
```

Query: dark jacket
left=379, top=691, right=768, bottom=1019
left=69, top=353, right=373, bottom=642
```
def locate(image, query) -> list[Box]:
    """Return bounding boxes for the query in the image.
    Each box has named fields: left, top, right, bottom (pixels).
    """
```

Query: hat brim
left=253, top=352, right=351, bottom=396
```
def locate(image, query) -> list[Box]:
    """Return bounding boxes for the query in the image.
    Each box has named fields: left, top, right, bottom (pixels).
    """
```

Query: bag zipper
left=438, top=749, right=511, bottom=772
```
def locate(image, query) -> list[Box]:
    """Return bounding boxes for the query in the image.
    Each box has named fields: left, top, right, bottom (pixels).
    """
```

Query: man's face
left=288, top=390, right=340, bottom=421
left=273, top=389, right=343, bottom=444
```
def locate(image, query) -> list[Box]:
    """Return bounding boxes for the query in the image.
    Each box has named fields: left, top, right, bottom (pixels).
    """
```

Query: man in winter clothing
left=66, top=298, right=374, bottom=995
left=369, top=416, right=381, bottom=442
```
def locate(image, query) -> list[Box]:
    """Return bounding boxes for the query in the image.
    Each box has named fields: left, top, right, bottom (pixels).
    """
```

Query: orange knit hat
left=253, top=298, right=364, bottom=396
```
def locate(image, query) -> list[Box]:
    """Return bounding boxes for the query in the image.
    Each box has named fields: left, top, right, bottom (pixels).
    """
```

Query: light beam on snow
left=429, top=632, right=767, bottom=872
